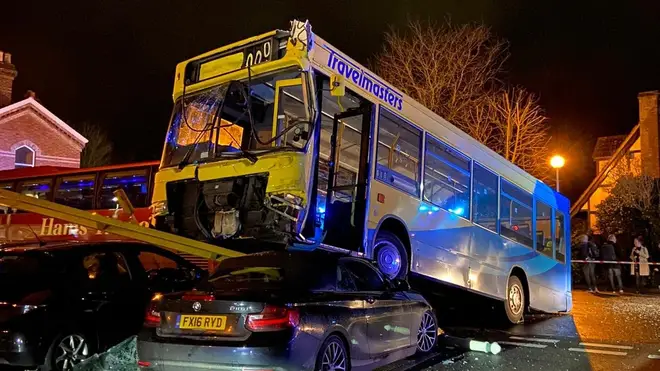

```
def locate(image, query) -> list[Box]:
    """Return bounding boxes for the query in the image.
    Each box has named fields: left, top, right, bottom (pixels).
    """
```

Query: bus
left=151, top=20, right=571, bottom=323
left=0, top=161, right=210, bottom=270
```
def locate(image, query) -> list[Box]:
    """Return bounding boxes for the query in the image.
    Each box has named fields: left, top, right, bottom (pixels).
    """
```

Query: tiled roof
left=592, top=135, right=627, bottom=160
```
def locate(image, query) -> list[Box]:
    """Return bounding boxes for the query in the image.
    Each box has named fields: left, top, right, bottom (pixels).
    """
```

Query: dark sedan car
left=138, top=250, right=439, bottom=371
left=0, top=240, right=206, bottom=371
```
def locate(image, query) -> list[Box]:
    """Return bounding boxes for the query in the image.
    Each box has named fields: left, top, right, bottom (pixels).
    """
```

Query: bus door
left=320, top=93, right=374, bottom=251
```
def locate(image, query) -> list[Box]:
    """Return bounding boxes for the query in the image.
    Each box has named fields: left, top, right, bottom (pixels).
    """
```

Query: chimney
left=638, top=90, right=660, bottom=178
left=0, top=51, right=17, bottom=107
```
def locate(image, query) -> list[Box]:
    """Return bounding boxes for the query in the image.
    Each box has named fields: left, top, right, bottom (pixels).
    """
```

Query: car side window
left=81, top=252, right=130, bottom=288
left=137, top=251, right=180, bottom=272
left=336, top=265, right=357, bottom=292
left=340, top=259, right=386, bottom=292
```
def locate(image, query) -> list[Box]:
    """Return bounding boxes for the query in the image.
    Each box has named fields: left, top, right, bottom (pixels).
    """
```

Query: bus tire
left=504, top=275, right=525, bottom=324
left=374, top=230, right=409, bottom=280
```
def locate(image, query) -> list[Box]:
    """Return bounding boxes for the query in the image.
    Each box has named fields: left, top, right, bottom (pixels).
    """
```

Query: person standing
left=578, top=234, right=599, bottom=292
left=600, top=235, right=623, bottom=293
left=630, top=236, right=650, bottom=293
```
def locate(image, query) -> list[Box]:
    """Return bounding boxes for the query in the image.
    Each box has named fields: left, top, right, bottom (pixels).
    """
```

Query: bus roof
left=0, top=161, right=160, bottom=182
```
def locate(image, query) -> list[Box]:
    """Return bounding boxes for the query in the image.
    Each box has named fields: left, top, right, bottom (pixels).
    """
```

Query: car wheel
left=504, top=276, right=525, bottom=324
left=416, top=310, right=438, bottom=353
left=44, top=332, right=93, bottom=371
left=374, top=230, right=409, bottom=280
left=315, top=334, right=350, bottom=371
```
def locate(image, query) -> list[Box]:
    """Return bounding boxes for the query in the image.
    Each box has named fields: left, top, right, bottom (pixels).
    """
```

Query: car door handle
left=366, top=296, right=376, bottom=304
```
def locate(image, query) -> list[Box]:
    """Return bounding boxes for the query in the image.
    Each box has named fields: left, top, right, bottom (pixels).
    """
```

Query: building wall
left=0, top=109, right=82, bottom=170
left=583, top=138, right=642, bottom=231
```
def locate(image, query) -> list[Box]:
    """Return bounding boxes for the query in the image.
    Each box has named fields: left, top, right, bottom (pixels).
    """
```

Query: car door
left=77, top=249, right=138, bottom=348
left=332, top=264, right=371, bottom=363
left=339, top=258, right=412, bottom=357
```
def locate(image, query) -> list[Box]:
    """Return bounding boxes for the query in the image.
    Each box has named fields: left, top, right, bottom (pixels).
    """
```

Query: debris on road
left=439, top=335, right=501, bottom=355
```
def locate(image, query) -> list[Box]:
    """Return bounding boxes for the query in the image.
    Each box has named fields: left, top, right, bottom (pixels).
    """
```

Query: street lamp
left=550, top=155, right=565, bottom=192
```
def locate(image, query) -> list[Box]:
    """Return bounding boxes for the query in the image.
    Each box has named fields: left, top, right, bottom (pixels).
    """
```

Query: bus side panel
left=469, top=225, right=509, bottom=300
left=367, top=181, right=471, bottom=289
left=367, top=179, right=570, bottom=313
left=469, top=229, right=569, bottom=312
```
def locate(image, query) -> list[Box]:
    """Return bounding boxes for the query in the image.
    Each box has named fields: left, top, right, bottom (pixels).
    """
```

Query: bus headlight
left=150, top=201, right=168, bottom=216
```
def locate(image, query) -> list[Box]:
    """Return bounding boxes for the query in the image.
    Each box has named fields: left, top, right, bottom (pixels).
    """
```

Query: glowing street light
left=550, top=155, right=565, bottom=192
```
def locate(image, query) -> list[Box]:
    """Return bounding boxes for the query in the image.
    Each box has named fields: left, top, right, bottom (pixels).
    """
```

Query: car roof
left=216, top=249, right=347, bottom=270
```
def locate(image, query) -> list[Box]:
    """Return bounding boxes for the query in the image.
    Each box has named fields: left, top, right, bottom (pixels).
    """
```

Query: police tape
left=572, top=259, right=660, bottom=265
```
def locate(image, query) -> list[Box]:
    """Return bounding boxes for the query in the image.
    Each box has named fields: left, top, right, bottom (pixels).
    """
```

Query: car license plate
left=178, top=315, right=227, bottom=330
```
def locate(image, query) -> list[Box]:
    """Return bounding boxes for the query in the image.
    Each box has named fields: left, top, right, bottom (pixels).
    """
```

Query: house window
left=15, top=146, right=35, bottom=168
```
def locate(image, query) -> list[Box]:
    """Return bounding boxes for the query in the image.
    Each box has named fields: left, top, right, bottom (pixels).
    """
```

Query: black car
left=0, top=240, right=207, bottom=371
left=138, top=250, right=439, bottom=371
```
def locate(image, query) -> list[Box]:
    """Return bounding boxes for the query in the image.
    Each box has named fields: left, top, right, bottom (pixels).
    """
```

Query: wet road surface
left=390, top=290, right=660, bottom=371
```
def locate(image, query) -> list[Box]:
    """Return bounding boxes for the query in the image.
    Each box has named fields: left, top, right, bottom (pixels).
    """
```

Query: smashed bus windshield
left=162, top=69, right=311, bottom=167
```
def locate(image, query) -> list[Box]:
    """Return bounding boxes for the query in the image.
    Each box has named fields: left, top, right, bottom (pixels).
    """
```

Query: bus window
left=54, top=174, right=95, bottom=210
left=17, top=178, right=52, bottom=200
left=0, top=182, right=13, bottom=191
left=535, top=200, right=553, bottom=258
left=555, top=210, right=566, bottom=263
left=376, top=109, right=421, bottom=195
left=100, top=169, right=149, bottom=209
left=423, top=135, right=470, bottom=218
left=472, top=163, right=498, bottom=232
left=500, top=180, right=533, bottom=247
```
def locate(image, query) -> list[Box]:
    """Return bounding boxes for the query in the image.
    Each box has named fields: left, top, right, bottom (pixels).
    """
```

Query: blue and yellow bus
left=150, top=20, right=571, bottom=323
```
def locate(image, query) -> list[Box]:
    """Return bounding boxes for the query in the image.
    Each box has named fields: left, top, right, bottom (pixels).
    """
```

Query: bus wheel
left=504, top=276, right=525, bottom=324
left=374, top=230, right=408, bottom=280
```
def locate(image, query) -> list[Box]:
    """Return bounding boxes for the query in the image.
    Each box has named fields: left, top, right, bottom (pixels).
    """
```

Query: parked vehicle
left=0, top=240, right=206, bottom=371
left=138, top=250, right=439, bottom=371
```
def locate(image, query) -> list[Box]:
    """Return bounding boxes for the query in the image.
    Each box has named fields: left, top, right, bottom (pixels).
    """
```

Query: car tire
left=416, top=309, right=438, bottom=354
left=374, top=230, right=409, bottom=280
left=504, top=276, right=525, bottom=324
left=42, top=331, right=94, bottom=371
left=315, top=334, right=350, bottom=371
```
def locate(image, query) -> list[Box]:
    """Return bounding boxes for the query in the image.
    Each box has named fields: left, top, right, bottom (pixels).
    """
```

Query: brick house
left=0, top=51, right=87, bottom=171
left=572, top=91, right=660, bottom=231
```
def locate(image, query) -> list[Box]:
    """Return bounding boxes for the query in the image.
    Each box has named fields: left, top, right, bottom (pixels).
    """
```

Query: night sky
left=2, top=0, right=660, bottom=201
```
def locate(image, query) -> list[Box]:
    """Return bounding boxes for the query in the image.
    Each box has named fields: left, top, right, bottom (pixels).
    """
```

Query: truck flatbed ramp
left=0, top=189, right=243, bottom=260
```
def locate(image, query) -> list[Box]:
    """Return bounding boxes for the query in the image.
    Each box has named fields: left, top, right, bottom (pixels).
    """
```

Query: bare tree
left=489, top=87, right=551, bottom=180
left=74, top=122, right=113, bottom=168
left=374, top=20, right=551, bottom=180
left=607, top=157, right=654, bottom=212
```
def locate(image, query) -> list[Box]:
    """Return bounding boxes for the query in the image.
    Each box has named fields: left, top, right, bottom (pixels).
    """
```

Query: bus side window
left=54, top=175, right=95, bottom=210
left=472, top=163, right=498, bottom=232
left=375, top=109, right=421, bottom=196
left=499, top=180, right=533, bottom=248
left=535, top=200, right=553, bottom=258
left=555, top=210, right=566, bottom=263
left=100, top=170, right=149, bottom=209
left=0, top=182, right=14, bottom=191
left=16, top=178, right=53, bottom=201
left=423, top=135, right=471, bottom=218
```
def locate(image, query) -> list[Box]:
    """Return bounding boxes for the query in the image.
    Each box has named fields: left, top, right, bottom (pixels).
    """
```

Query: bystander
left=578, top=234, right=599, bottom=292
left=630, top=236, right=650, bottom=294
left=600, top=234, right=623, bottom=293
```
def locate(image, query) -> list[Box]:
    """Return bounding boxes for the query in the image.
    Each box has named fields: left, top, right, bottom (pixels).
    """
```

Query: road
left=62, top=289, right=660, bottom=371
left=397, top=290, right=660, bottom=371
